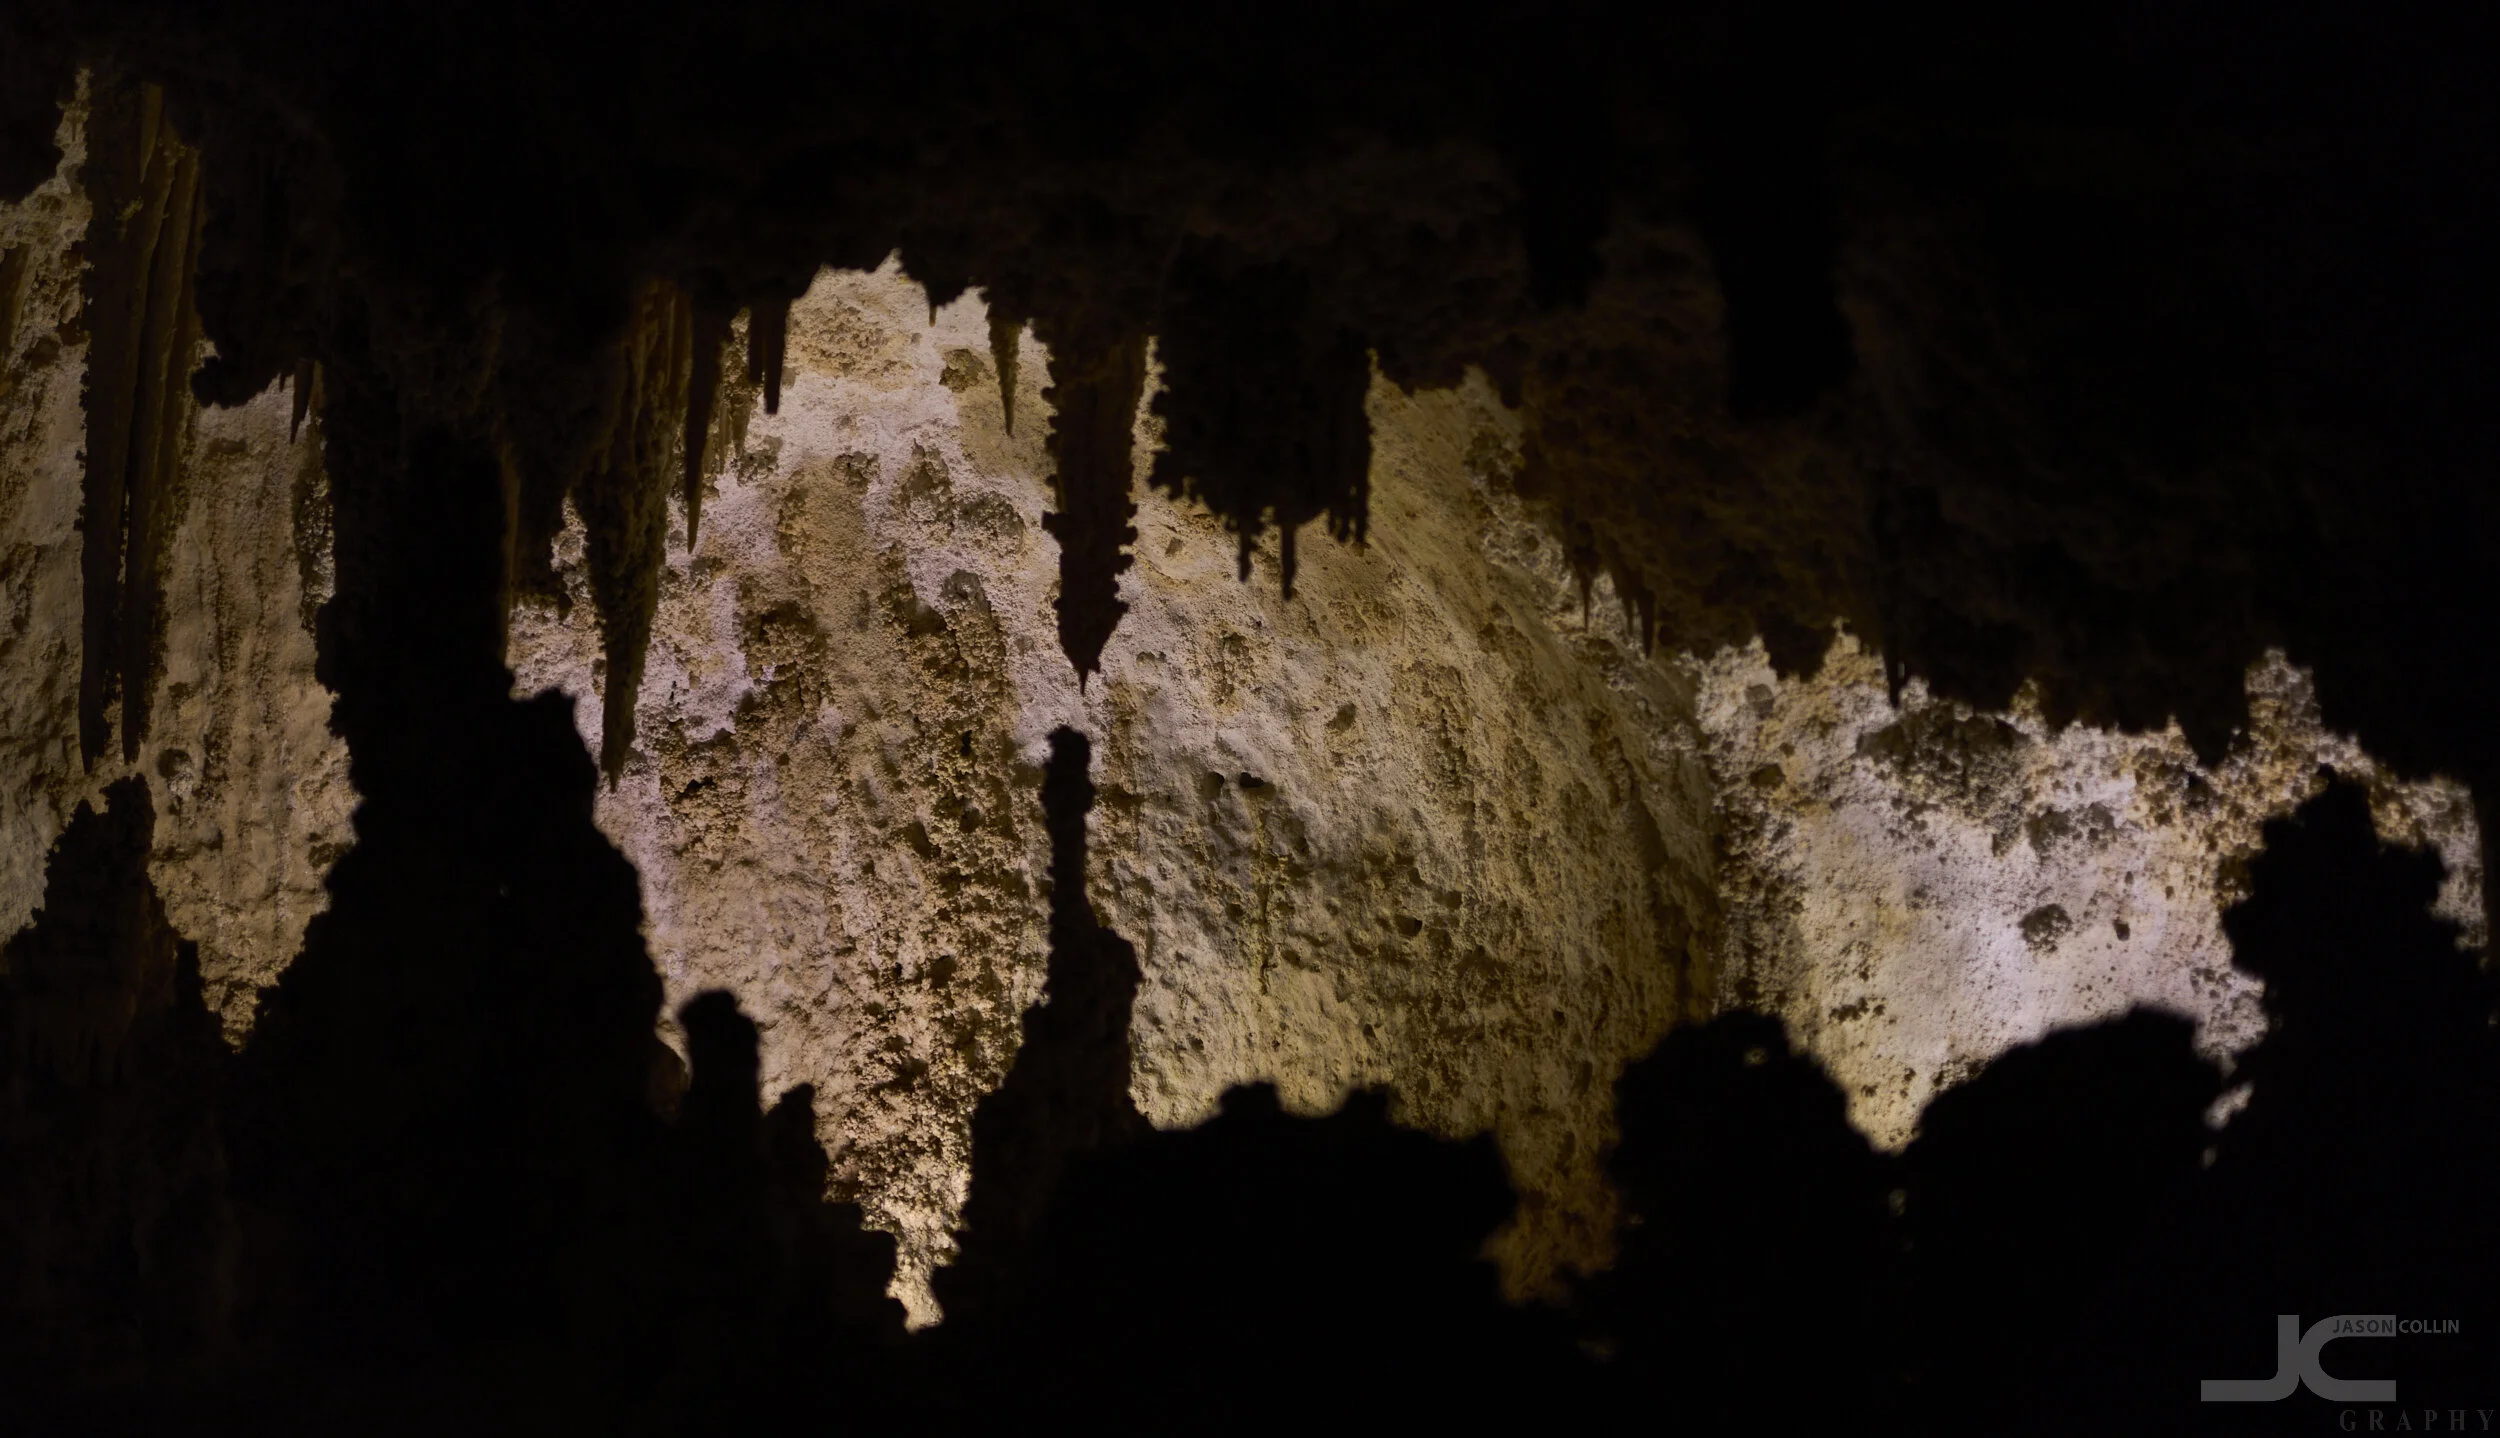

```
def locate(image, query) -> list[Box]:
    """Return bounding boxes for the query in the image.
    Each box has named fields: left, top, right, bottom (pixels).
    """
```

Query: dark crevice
left=0, top=779, right=235, bottom=1403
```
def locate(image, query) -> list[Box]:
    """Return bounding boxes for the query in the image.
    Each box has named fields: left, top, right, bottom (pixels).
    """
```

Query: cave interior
left=0, top=0, right=2495, bottom=1431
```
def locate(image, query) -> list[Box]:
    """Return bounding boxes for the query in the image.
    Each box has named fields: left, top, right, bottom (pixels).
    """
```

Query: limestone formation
left=0, top=90, right=352, bottom=1043
left=2, top=102, right=2486, bottom=1336
left=1699, top=638, right=2482, bottom=1147
left=505, top=262, right=1716, bottom=1316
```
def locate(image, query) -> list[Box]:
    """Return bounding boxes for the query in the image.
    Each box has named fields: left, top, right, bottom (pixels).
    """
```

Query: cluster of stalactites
left=1010, top=259, right=1379, bottom=688
left=1145, top=258, right=1371, bottom=601
left=77, top=73, right=207, bottom=770
left=498, top=283, right=780, bottom=781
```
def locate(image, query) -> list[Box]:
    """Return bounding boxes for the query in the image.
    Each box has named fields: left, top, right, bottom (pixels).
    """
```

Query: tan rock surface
left=142, top=380, right=352, bottom=1038
left=8, top=130, right=2485, bottom=1330
left=1697, top=637, right=2482, bottom=1148
left=0, top=92, right=96, bottom=946
left=507, top=261, right=1718, bottom=1318
left=0, top=88, right=353, bottom=1040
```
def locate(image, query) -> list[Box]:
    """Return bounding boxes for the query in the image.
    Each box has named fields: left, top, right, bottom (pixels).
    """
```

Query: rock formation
left=0, top=3, right=2493, bottom=1424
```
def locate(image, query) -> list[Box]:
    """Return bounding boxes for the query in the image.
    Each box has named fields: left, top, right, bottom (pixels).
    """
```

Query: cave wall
left=0, top=90, right=350, bottom=1041
left=1700, top=638, right=2481, bottom=1146
left=0, top=96, right=89, bottom=945
left=2, top=84, right=2486, bottom=1334
left=503, top=261, right=1718, bottom=1314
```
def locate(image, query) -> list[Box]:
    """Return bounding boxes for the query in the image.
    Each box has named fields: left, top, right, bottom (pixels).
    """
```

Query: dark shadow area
left=1903, top=1010, right=2221, bottom=1435
left=1571, top=780, right=2498, bottom=1434
left=926, top=726, right=1580, bottom=1432
left=3, top=0, right=2491, bottom=793
left=0, top=781, right=234, bottom=1429
left=2038, top=782, right=2500, bottom=1433
left=0, top=332, right=907, bottom=1435
left=928, top=726, right=1146, bottom=1327
left=1584, top=1009, right=1897, bottom=1429
left=1, top=0, right=2495, bottom=1424
left=1, top=695, right=2495, bottom=1435
left=958, top=1081, right=1578, bottom=1434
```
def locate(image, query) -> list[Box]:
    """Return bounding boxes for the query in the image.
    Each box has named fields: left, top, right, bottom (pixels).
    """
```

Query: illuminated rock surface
left=7, top=191, right=2482, bottom=1318
left=1698, top=639, right=2481, bottom=1146
left=0, top=95, right=350, bottom=1042
left=505, top=263, right=1717, bottom=1315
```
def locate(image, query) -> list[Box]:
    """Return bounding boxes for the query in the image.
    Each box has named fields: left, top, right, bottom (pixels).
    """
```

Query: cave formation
left=0, top=1, right=2495, bottom=1430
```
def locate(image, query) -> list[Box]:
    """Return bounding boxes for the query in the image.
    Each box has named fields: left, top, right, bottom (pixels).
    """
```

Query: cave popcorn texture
left=0, top=92, right=352, bottom=1043
left=7, top=132, right=2484, bottom=1320
left=506, top=261, right=1717, bottom=1316
left=1701, top=638, right=2483, bottom=1147
left=499, top=260, right=2489, bottom=1317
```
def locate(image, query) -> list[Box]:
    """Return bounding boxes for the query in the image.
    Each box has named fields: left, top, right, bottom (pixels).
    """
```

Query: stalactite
left=1036, top=321, right=1146, bottom=685
left=76, top=74, right=206, bottom=769
left=119, top=139, right=207, bottom=764
left=1146, top=257, right=1369, bottom=601
left=683, top=304, right=729, bottom=547
left=746, top=294, right=789, bottom=416
left=288, top=358, right=315, bottom=442
left=988, top=308, right=1021, bottom=435
left=575, top=280, right=694, bottom=780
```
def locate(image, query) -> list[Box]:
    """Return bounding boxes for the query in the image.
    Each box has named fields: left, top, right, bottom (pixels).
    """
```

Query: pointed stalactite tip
left=1038, top=328, right=1146, bottom=687
left=289, top=358, right=315, bottom=442
left=684, top=306, right=728, bottom=549
left=747, top=296, right=791, bottom=416
left=989, top=309, right=1021, bottom=436
left=601, top=668, right=636, bottom=787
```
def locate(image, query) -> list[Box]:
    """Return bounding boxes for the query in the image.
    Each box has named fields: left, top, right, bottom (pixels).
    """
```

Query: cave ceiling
left=4, top=0, right=2491, bottom=802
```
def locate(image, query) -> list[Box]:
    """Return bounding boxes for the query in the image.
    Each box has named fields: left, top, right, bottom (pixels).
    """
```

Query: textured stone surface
left=0, top=92, right=352, bottom=1041
left=143, top=380, right=351, bottom=1038
left=507, top=261, right=1719, bottom=1318
left=0, top=92, right=93, bottom=948
left=1698, top=637, right=2483, bottom=1147
left=9, top=132, right=2487, bottom=1328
